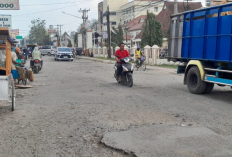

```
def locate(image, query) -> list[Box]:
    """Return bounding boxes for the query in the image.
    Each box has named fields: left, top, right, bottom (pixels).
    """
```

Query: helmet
left=15, top=48, right=20, bottom=52
left=137, top=46, right=140, bottom=49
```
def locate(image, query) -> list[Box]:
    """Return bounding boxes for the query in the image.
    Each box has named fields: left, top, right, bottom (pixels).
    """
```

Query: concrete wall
left=78, top=34, right=82, bottom=48
left=86, top=31, right=92, bottom=49
left=89, top=45, right=179, bottom=66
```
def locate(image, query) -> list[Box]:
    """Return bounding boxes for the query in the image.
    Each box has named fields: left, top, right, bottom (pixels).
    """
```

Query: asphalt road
left=0, top=56, right=232, bottom=157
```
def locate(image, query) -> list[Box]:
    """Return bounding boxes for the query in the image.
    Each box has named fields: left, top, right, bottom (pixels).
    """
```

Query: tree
left=111, top=25, right=124, bottom=47
left=141, top=11, right=163, bottom=47
left=67, top=39, right=72, bottom=47
left=28, top=18, right=51, bottom=45
left=117, top=25, right=124, bottom=45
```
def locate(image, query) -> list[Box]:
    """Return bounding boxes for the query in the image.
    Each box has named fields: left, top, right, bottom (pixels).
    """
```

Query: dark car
left=75, top=47, right=83, bottom=55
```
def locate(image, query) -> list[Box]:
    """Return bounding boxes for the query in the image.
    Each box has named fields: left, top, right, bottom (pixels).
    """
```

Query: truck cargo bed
left=168, top=3, right=232, bottom=65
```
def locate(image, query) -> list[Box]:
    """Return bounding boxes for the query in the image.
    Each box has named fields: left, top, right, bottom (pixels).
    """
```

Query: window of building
left=111, top=22, right=116, bottom=25
left=163, top=5, right=167, bottom=9
left=110, top=12, right=116, bottom=15
left=124, top=21, right=126, bottom=24
left=154, top=7, right=158, bottom=12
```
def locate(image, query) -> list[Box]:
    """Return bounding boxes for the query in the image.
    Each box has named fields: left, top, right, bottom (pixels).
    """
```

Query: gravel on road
left=0, top=56, right=232, bottom=157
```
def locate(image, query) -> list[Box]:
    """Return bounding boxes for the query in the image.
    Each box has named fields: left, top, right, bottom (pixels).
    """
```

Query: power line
left=13, top=0, right=93, bottom=17
left=113, top=0, right=164, bottom=22
left=62, top=11, right=82, bottom=19
left=20, top=1, right=78, bottom=6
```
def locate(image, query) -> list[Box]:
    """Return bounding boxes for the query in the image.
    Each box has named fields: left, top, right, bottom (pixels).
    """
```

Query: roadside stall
left=0, top=28, right=15, bottom=111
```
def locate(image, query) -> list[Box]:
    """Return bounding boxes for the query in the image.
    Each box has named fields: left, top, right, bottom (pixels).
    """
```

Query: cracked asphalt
left=0, top=56, right=232, bottom=157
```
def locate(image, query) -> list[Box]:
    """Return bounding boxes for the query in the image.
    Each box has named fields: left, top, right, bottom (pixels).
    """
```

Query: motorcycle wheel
left=34, top=67, right=38, bottom=74
left=127, top=73, right=133, bottom=87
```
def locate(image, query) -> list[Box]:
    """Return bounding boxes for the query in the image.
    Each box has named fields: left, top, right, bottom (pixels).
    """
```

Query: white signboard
left=0, top=0, right=20, bottom=10
left=0, top=14, right=11, bottom=29
left=102, top=31, right=108, bottom=39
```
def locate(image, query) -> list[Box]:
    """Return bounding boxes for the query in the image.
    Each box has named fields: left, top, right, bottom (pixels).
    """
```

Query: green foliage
left=111, top=25, right=124, bottom=47
left=141, top=11, right=163, bottom=47
left=28, top=18, right=51, bottom=45
left=67, top=39, right=72, bottom=47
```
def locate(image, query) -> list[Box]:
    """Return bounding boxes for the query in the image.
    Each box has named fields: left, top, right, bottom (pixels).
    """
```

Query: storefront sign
left=0, top=0, right=20, bottom=10
left=0, top=14, right=12, bottom=29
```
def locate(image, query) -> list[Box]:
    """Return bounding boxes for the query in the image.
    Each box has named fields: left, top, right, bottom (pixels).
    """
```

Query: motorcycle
left=32, top=59, right=42, bottom=74
left=114, top=55, right=134, bottom=87
left=159, top=49, right=168, bottom=59
left=18, top=53, right=26, bottom=64
left=23, top=51, right=28, bottom=60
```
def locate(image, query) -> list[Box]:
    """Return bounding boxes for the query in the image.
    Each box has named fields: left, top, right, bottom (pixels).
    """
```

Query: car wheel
left=48, top=52, right=51, bottom=56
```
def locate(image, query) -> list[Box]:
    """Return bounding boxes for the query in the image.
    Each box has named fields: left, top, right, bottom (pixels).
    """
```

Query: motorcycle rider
left=115, top=42, right=130, bottom=82
left=30, top=47, right=43, bottom=68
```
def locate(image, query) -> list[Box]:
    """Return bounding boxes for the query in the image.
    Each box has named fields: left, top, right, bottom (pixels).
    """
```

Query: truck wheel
left=203, top=83, right=214, bottom=94
left=187, top=66, right=206, bottom=94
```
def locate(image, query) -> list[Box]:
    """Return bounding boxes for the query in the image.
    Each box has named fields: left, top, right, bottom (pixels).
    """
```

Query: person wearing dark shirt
left=115, top=43, right=130, bottom=82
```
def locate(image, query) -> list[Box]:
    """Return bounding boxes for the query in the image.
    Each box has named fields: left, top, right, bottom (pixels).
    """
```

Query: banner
left=0, top=0, right=20, bottom=10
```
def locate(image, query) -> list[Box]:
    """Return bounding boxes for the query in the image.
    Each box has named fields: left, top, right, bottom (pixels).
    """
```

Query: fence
left=88, top=45, right=181, bottom=65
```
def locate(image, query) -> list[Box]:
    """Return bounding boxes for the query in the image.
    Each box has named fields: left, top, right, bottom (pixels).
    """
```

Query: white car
left=54, top=47, right=73, bottom=61
left=40, top=45, right=56, bottom=56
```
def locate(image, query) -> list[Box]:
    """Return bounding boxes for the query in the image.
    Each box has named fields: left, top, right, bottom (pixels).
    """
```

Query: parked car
left=40, top=45, right=56, bottom=56
left=76, top=47, right=83, bottom=56
left=54, top=47, right=73, bottom=61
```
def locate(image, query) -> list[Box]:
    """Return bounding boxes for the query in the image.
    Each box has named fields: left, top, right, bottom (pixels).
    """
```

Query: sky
left=1, top=0, right=103, bottom=37
left=0, top=0, right=204, bottom=38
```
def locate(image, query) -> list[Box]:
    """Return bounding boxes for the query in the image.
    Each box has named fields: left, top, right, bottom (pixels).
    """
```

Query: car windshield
left=58, top=48, right=71, bottom=52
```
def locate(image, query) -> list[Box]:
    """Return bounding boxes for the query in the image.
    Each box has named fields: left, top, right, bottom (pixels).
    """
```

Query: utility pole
left=79, top=8, right=90, bottom=52
left=174, top=0, right=178, bottom=14
left=57, top=24, right=63, bottom=47
left=106, top=6, right=111, bottom=58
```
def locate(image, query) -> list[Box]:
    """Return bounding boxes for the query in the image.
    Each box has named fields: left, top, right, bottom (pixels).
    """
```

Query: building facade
left=120, top=0, right=164, bottom=25
left=102, top=0, right=129, bottom=31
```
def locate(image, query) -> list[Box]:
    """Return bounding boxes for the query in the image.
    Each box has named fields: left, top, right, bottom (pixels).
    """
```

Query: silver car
left=40, top=45, right=56, bottom=56
left=54, top=47, right=73, bottom=61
